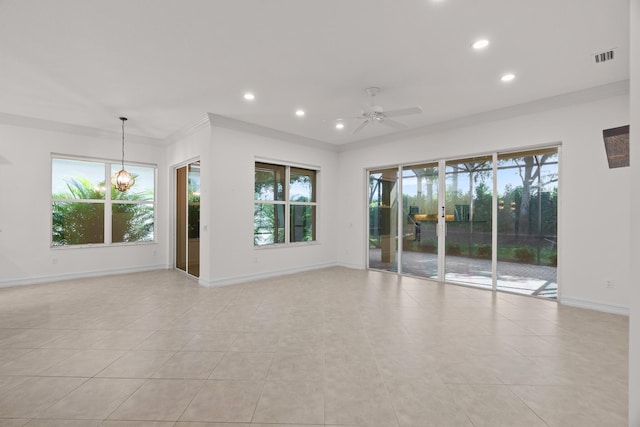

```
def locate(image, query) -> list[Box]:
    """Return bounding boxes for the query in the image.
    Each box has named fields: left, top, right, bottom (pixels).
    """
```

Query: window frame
left=50, top=154, right=157, bottom=248
left=254, top=160, right=318, bottom=247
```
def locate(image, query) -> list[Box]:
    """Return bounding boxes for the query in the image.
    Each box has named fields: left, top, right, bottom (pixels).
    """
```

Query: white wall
left=0, top=93, right=632, bottom=320
left=0, top=124, right=168, bottom=286
left=628, top=1, right=639, bottom=425
left=337, top=94, right=631, bottom=312
left=202, top=119, right=340, bottom=286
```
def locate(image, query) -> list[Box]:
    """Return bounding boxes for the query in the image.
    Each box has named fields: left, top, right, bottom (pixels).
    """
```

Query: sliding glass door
left=367, top=147, right=559, bottom=299
left=496, top=149, right=558, bottom=297
left=368, top=168, right=399, bottom=273
left=401, top=163, right=439, bottom=279
left=176, top=161, right=200, bottom=277
left=444, top=156, right=493, bottom=288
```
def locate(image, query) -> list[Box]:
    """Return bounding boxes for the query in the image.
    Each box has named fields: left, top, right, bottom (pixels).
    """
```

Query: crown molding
left=340, top=79, right=630, bottom=152
left=207, top=113, right=339, bottom=152
left=162, top=115, right=211, bottom=145
left=0, top=112, right=163, bottom=146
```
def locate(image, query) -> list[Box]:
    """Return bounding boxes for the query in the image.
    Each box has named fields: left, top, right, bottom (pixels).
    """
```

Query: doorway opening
left=176, top=161, right=200, bottom=277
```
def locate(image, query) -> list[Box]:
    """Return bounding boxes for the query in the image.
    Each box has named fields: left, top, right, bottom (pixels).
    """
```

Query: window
left=254, top=162, right=317, bottom=246
left=51, top=156, right=156, bottom=246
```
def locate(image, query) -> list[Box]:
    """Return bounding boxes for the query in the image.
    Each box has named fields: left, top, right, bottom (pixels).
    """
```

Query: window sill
left=50, top=241, right=157, bottom=250
left=254, top=241, right=320, bottom=250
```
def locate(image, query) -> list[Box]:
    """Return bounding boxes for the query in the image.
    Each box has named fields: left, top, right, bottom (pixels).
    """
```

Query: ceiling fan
left=351, top=87, right=423, bottom=134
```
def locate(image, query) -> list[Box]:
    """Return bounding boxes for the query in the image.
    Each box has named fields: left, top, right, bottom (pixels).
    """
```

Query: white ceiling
left=0, top=0, right=630, bottom=145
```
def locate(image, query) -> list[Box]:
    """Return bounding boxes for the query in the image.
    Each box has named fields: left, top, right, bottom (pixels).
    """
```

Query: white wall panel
left=0, top=124, right=168, bottom=286
left=202, top=120, right=340, bottom=286
left=337, top=95, right=631, bottom=310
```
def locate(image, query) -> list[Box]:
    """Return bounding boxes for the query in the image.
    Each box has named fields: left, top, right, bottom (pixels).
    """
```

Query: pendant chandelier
left=111, top=117, right=135, bottom=192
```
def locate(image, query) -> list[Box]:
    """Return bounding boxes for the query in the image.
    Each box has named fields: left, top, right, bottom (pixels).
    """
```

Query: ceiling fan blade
left=384, top=106, right=423, bottom=118
left=352, top=120, right=370, bottom=134
left=380, top=118, right=408, bottom=130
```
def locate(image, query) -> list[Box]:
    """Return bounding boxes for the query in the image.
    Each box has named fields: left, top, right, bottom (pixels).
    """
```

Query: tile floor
left=0, top=267, right=628, bottom=426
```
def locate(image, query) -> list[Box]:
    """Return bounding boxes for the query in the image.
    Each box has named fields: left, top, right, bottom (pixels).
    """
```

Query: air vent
left=594, top=49, right=615, bottom=64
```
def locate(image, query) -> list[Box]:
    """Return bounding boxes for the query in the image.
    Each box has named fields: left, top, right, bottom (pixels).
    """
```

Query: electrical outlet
left=605, top=279, right=614, bottom=289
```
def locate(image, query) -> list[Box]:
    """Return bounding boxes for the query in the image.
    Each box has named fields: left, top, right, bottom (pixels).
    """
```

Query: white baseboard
left=199, top=262, right=355, bottom=288
left=561, top=296, right=629, bottom=316
left=0, top=264, right=171, bottom=289
left=334, top=262, right=366, bottom=270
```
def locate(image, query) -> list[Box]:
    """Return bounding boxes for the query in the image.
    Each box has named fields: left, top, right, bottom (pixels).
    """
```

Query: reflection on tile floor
left=0, top=267, right=628, bottom=426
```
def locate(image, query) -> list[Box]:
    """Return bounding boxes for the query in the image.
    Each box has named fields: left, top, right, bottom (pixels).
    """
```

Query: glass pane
left=254, top=203, right=285, bottom=245
left=368, top=168, right=398, bottom=273
left=497, top=150, right=558, bottom=298
left=290, top=168, right=316, bottom=202
left=444, top=157, right=493, bottom=288
left=401, top=163, right=438, bottom=278
left=52, top=202, right=104, bottom=246
left=52, top=158, right=106, bottom=200
left=111, top=164, right=155, bottom=201
left=290, top=205, right=316, bottom=242
left=112, top=203, right=154, bottom=243
left=255, top=163, right=285, bottom=201
left=188, top=162, right=200, bottom=277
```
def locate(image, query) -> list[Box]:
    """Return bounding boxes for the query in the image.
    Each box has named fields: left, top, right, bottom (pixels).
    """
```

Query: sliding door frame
left=366, top=144, right=560, bottom=299
left=172, top=157, right=201, bottom=279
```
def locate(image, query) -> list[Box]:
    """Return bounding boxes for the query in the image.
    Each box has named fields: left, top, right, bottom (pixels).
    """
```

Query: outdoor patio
left=369, top=249, right=558, bottom=299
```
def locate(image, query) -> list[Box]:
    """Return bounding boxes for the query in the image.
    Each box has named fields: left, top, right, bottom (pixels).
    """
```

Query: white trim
left=208, top=113, right=339, bottom=152
left=163, top=115, right=211, bottom=145
left=0, top=112, right=162, bottom=145
left=255, top=156, right=320, bottom=171
left=335, top=262, right=366, bottom=270
left=561, top=296, right=629, bottom=316
left=51, top=153, right=158, bottom=169
left=340, top=80, right=629, bottom=152
left=198, top=262, right=340, bottom=288
left=0, top=264, right=171, bottom=289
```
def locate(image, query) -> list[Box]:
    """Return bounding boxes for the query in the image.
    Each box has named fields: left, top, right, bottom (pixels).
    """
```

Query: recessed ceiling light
left=335, top=122, right=345, bottom=130
left=243, top=92, right=255, bottom=101
left=472, top=39, right=489, bottom=50
left=501, top=73, right=516, bottom=82
left=295, top=109, right=305, bottom=117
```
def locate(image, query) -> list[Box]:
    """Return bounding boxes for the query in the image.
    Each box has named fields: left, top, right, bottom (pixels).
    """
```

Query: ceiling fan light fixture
left=335, top=122, right=345, bottom=130
left=111, top=117, right=135, bottom=192
left=350, top=87, right=423, bottom=134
